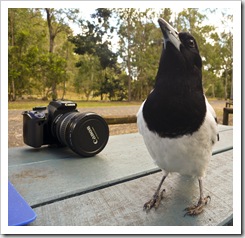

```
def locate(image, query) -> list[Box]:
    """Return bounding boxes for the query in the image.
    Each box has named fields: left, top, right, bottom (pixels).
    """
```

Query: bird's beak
left=158, top=18, right=180, bottom=51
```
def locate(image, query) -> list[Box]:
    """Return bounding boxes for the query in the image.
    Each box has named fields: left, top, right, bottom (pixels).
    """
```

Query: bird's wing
left=204, top=96, right=219, bottom=141
left=205, top=96, right=218, bottom=123
left=136, top=101, right=145, bottom=135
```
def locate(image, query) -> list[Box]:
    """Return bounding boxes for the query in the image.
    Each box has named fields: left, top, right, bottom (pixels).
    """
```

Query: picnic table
left=8, top=124, right=233, bottom=227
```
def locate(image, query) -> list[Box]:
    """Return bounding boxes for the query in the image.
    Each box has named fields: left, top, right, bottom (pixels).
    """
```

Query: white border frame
left=1, top=1, right=241, bottom=235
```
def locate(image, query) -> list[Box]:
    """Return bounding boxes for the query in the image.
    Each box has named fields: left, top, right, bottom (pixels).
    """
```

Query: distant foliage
left=8, top=8, right=233, bottom=101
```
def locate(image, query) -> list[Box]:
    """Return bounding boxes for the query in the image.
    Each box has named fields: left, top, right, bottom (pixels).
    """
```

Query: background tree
left=175, top=8, right=233, bottom=99
left=74, top=54, right=102, bottom=101
left=115, top=8, right=137, bottom=101
left=8, top=8, right=47, bottom=101
left=132, top=9, right=173, bottom=100
left=219, top=13, right=233, bottom=99
left=69, top=8, right=118, bottom=100
left=8, top=8, right=80, bottom=101
left=115, top=8, right=174, bottom=101
left=44, top=8, right=79, bottom=99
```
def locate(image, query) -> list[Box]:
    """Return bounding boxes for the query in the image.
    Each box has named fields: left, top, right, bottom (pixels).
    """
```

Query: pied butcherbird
left=137, top=18, right=219, bottom=216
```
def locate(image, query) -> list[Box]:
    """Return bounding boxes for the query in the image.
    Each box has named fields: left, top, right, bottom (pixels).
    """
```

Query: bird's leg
left=184, top=177, right=211, bottom=216
left=143, top=173, right=168, bottom=212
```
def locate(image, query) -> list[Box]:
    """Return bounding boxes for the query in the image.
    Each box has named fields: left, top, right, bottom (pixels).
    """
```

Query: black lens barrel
left=53, top=112, right=109, bottom=157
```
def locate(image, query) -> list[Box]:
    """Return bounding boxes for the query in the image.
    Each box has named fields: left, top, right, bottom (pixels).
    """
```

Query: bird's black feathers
left=138, top=19, right=219, bottom=214
left=143, top=31, right=206, bottom=138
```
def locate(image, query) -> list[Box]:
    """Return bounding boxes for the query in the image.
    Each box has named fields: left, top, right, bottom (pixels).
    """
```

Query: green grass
left=8, top=100, right=141, bottom=110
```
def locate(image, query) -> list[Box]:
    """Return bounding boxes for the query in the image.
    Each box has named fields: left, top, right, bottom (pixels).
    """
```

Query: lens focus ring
left=57, top=112, right=77, bottom=145
left=53, top=111, right=109, bottom=157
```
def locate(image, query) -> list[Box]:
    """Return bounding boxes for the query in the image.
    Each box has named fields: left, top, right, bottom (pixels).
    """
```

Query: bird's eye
left=188, top=39, right=195, bottom=48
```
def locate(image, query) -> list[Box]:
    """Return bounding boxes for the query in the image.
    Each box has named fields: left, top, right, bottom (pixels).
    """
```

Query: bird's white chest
left=137, top=103, right=217, bottom=177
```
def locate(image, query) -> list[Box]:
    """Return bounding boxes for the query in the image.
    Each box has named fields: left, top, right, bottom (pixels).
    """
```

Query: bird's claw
left=184, top=196, right=211, bottom=216
left=143, top=189, right=165, bottom=212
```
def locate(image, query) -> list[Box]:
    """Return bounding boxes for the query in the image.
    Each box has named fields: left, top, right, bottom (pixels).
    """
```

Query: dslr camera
left=22, top=100, right=109, bottom=157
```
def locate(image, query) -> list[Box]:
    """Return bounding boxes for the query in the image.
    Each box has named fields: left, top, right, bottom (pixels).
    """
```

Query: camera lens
left=53, top=112, right=109, bottom=157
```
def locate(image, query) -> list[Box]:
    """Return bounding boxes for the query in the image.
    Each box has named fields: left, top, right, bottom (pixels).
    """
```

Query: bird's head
left=158, top=18, right=202, bottom=73
left=143, top=19, right=206, bottom=137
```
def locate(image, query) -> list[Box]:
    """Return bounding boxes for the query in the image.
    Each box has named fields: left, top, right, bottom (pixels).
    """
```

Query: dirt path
left=8, top=100, right=232, bottom=148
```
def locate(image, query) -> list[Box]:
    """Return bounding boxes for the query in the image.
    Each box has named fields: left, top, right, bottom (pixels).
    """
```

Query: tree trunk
left=51, top=82, right=57, bottom=100
left=45, top=8, right=57, bottom=99
left=10, top=9, right=16, bottom=101
left=46, top=8, right=54, bottom=53
left=224, top=68, right=228, bottom=100
left=61, top=43, right=69, bottom=100
left=126, top=16, right=132, bottom=102
left=127, top=68, right=132, bottom=102
left=230, top=75, right=233, bottom=100
left=61, top=79, right=66, bottom=100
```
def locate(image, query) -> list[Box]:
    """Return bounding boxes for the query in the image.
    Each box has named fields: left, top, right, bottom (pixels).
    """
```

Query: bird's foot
left=184, top=196, right=211, bottom=216
left=143, top=189, right=165, bottom=212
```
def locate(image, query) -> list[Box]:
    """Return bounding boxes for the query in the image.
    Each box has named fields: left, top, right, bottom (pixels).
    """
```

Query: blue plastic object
left=8, top=181, right=37, bottom=226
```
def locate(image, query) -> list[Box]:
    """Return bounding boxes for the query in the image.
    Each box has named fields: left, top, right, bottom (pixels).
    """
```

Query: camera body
left=22, top=100, right=109, bottom=157
left=22, top=101, right=77, bottom=148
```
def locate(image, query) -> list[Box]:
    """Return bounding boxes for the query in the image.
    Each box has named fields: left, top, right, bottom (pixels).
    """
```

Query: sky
left=71, top=7, right=233, bottom=36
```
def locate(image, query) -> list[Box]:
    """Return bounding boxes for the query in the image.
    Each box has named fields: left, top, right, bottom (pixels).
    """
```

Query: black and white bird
left=137, top=18, right=219, bottom=216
